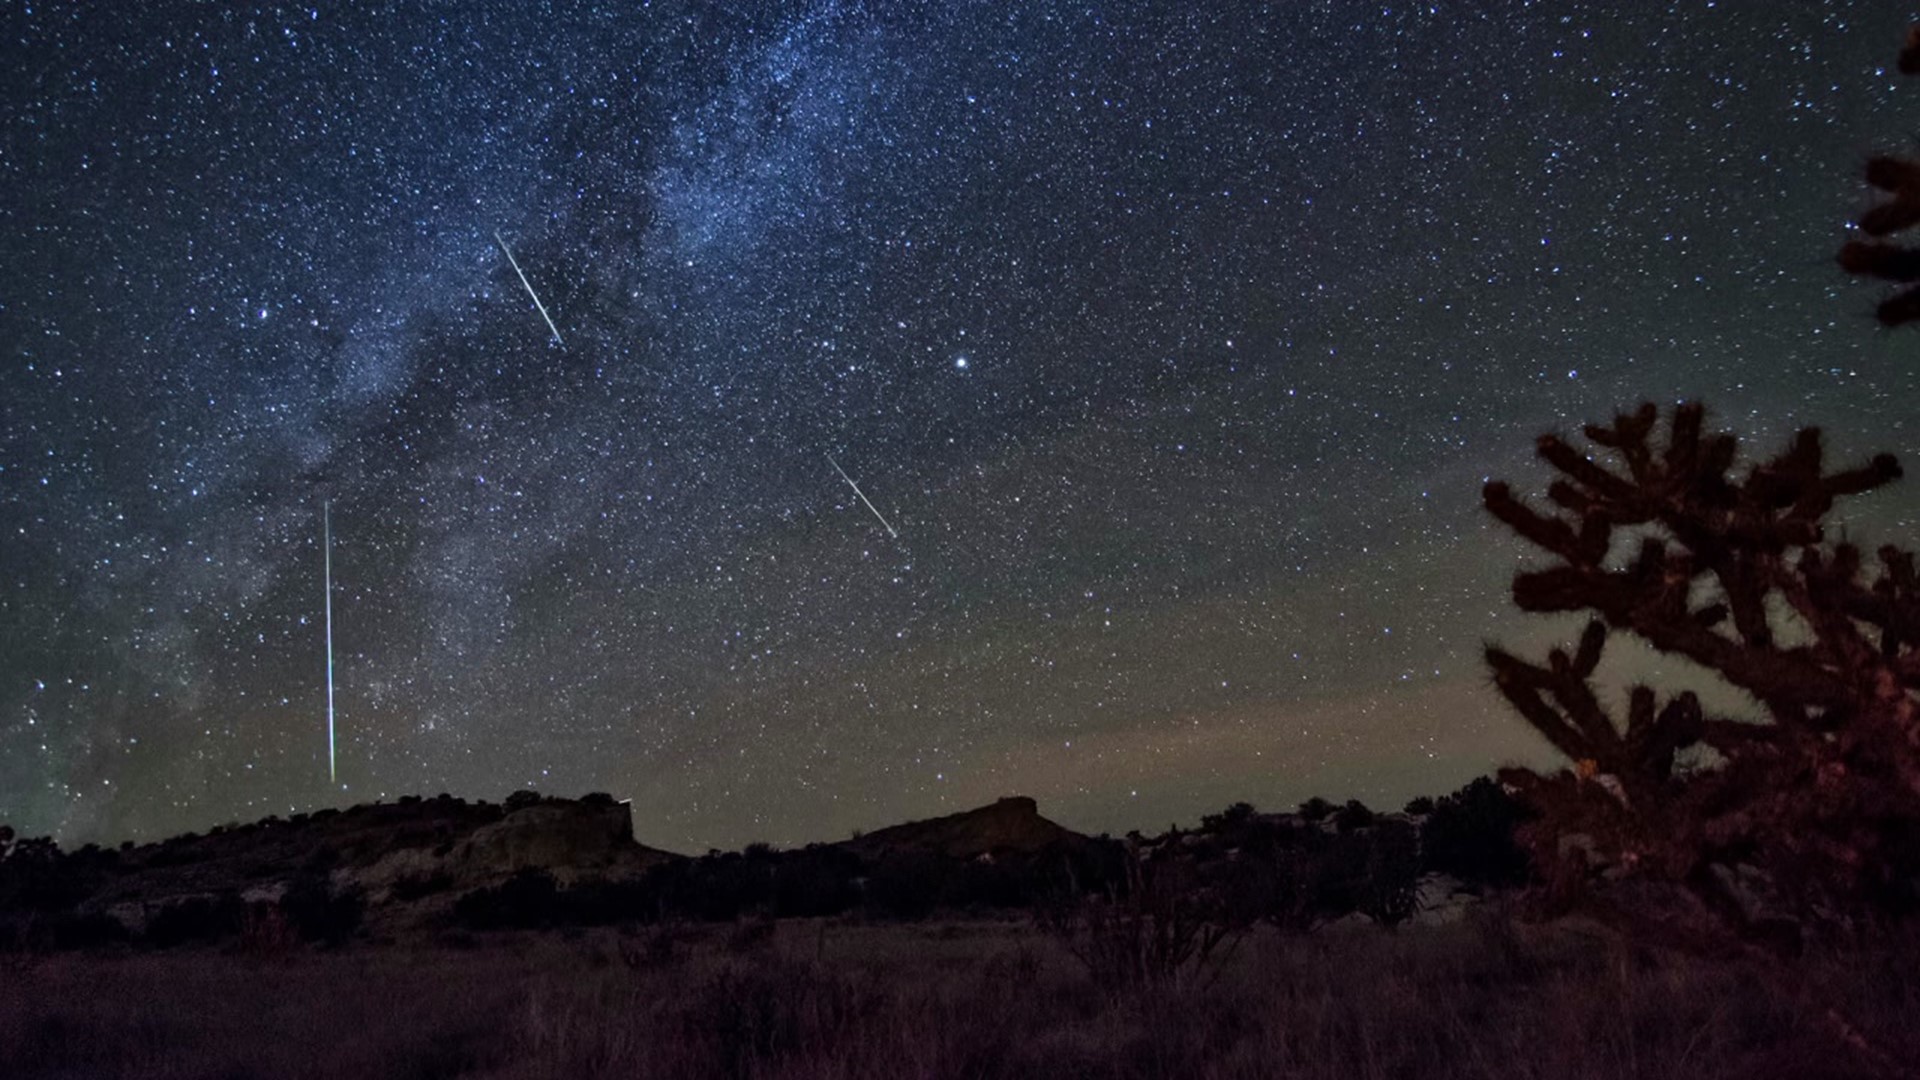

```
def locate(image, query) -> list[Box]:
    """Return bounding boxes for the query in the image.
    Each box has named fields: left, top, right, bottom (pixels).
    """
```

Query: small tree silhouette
left=1484, top=402, right=1920, bottom=954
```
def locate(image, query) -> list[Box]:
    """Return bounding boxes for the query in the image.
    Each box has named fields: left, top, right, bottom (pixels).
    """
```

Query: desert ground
left=5, top=913, right=1917, bottom=1080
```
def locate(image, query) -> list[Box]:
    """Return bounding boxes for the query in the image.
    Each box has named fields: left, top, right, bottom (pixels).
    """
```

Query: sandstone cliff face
left=64, top=796, right=676, bottom=931
left=456, top=800, right=633, bottom=874
left=348, top=798, right=670, bottom=903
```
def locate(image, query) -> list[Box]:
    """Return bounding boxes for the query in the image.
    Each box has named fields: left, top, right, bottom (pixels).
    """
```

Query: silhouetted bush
left=454, top=869, right=562, bottom=930
left=1422, top=777, right=1532, bottom=889
left=49, top=911, right=129, bottom=950
left=1333, top=800, right=1377, bottom=833
left=1358, top=819, right=1420, bottom=926
left=772, top=849, right=861, bottom=918
left=866, top=853, right=943, bottom=920
left=1200, top=802, right=1257, bottom=832
left=557, top=878, right=653, bottom=925
left=389, top=871, right=456, bottom=902
left=0, top=834, right=90, bottom=913
left=283, top=874, right=363, bottom=945
left=146, top=895, right=244, bottom=948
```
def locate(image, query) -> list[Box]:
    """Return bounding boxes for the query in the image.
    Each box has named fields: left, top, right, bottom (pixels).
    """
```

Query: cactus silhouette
left=1485, top=402, right=1920, bottom=954
left=1840, top=25, right=1920, bottom=324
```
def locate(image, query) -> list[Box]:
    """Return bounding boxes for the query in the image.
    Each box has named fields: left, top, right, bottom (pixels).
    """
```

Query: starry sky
left=7, top=1, right=1920, bottom=852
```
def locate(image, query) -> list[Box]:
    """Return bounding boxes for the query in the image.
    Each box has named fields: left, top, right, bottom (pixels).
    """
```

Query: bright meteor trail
left=494, top=229, right=564, bottom=346
left=322, top=500, right=337, bottom=785
left=826, top=454, right=899, bottom=539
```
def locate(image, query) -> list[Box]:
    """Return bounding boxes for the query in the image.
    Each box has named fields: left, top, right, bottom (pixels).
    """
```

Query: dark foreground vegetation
left=4, top=915, right=1917, bottom=1080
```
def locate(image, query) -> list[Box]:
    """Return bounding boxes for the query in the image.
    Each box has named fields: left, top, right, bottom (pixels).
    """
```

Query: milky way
left=7, top=1, right=1920, bottom=850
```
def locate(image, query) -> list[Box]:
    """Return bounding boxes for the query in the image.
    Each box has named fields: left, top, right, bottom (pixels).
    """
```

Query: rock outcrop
left=57, top=794, right=677, bottom=935
left=839, top=796, right=1085, bottom=861
left=351, top=797, right=666, bottom=900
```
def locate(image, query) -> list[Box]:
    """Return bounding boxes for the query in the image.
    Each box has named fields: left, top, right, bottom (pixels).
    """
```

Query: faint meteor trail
left=494, top=230, right=564, bottom=346
left=322, top=500, right=337, bottom=785
left=826, top=454, right=899, bottom=538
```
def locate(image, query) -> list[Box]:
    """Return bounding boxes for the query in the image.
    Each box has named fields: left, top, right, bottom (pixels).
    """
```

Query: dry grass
left=3, top=913, right=1917, bottom=1079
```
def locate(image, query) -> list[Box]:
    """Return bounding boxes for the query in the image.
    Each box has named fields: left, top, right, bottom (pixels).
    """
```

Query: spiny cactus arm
left=1867, top=154, right=1920, bottom=193
left=1483, top=482, right=1596, bottom=564
left=1631, top=610, right=1852, bottom=716
left=1490, top=408, right=1902, bottom=715
left=1838, top=241, right=1920, bottom=282
left=1535, top=434, right=1644, bottom=511
left=1488, top=622, right=1714, bottom=795
left=1754, top=439, right=1900, bottom=536
left=1786, top=546, right=1887, bottom=679
left=1624, top=688, right=1703, bottom=784
left=1860, top=198, right=1920, bottom=238
left=1663, top=399, right=1703, bottom=468
left=1581, top=403, right=1660, bottom=483
left=1864, top=547, right=1920, bottom=669
left=1699, top=716, right=1789, bottom=752
left=1857, top=148, right=1920, bottom=240
left=1487, top=646, right=1613, bottom=765
left=1506, top=547, right=1852, bottom=716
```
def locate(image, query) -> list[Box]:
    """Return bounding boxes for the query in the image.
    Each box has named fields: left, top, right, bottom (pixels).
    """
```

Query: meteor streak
left=826, top=454, right=899, bottom=538
left=494, top=230, right=564, bottom=346
left=323, top=500, right=337, bottom=785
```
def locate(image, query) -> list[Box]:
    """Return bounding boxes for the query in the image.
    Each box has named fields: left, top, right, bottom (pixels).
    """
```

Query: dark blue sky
left=6, top=1, right=1919, bottom=850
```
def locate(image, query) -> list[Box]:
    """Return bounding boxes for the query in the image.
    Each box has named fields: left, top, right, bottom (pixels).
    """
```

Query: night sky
left=7, top=1, right=1920, bottom=851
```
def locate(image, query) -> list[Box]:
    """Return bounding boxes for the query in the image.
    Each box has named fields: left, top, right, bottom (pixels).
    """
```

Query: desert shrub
left=239, top=904, right=299, bottom=954
left=0, top=835, right=90, bottom=914
left=145, top=894, right=244, bottom=948
left=682, top=957, right=873, bottom=1075
left=1297, top=797, right=1335, bottom=822
left=282, top=874, right=363, bottom=945
left=948, top=858, right=1034, bottom=910
left=1200, top=801, right=1258, bottom=833
left=726, top=916, right=777, bottom=954
left=771, top=849, right=861, bottom=918
left=554, top=878, right=652, bottom=925
left=616, top=922, right=683, bottom=969
left=864, top=853, right=943, bottom=919
left=388, top=871, right=455, bottom=902
left=1422, top=776, right=1532, bottom=888
left=681, top=853, right=777, bottom=921
left=1333, top=799, right=1376, bottom=833
left=1308, top=828, right=1402, bottom=925
left=503, top=790, right=543, bottom=812
left=48, top=911, right=129, bottom=950
left=1358, top=818, right=1420, bottom=926
left=453, top=869, right=561, bottom=930
left=1042, top=844, right=1247, bottom=992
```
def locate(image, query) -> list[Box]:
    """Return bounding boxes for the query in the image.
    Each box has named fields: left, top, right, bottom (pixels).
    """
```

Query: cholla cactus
left=1839, top=25, right=1920, bottom=324
left=1485, top=402, right=1920, bottom=952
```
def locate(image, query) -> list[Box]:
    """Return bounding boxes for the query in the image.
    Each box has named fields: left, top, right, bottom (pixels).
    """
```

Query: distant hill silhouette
left=0, top=781, right=1531, bottom=948
left=838, top=796, right=1086, bottom=861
